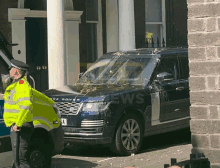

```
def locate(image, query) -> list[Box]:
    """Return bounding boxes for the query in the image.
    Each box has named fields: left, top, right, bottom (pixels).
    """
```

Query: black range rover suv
left=44, top=47, right=190, bottom=155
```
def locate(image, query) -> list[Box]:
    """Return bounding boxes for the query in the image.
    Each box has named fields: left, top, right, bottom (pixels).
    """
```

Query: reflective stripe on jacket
left=3, top=76, right=33, bottom=127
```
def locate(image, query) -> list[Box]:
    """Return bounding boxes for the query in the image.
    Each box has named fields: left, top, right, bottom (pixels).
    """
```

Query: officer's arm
left=15, top=83, right=33, bottom=127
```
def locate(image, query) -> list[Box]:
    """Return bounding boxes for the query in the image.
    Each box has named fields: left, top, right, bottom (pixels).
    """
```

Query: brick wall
left=188, top=0, right=220, bottom=167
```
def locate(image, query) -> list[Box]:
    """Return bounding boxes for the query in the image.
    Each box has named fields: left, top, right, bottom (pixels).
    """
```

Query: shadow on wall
left=51, top=158, right=98, bottom=168
left=24, top=0, right=47, bottom=10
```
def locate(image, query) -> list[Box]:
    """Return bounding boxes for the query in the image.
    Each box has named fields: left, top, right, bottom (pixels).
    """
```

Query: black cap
left=10, top=59, right=29, bottom=71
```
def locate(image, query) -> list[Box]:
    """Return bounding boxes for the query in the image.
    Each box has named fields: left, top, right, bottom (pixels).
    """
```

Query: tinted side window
left=155, top=56, right=180, bottom=80
left=179, top=54, right=189, bottom=79
left=0, top=57, right=9, bottom=94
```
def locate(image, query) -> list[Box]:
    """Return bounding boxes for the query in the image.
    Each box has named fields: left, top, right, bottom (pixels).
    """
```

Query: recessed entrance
left=26, top=18, right=48, bottom=92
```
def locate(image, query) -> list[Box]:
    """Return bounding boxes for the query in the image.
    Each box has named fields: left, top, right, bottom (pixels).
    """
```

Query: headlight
left=82, top=102, right=110, bottom=112
left=53, top=103, right=61, bottom=118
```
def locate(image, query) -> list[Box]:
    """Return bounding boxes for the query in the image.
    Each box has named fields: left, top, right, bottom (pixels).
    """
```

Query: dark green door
left=26, top=18, right=48, bottom=92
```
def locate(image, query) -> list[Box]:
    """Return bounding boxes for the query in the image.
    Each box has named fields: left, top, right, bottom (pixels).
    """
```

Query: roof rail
left=0, top=31, right=17, bottom=60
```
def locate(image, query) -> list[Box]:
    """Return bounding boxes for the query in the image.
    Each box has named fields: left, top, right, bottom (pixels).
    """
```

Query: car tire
left=30, top=138, right=52, bottom=168
left=110, top=113, right=143, bottom=156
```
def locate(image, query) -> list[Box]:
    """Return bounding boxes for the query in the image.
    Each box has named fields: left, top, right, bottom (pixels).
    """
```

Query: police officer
left=3, top=59, right=34, bottom=168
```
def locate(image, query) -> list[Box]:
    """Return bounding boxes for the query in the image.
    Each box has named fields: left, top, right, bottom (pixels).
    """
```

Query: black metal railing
left=164, top=153, right=210, bottom=168
left=146, top=37, right=166, bottom=48
left=0, top=30, right=17, bottom=60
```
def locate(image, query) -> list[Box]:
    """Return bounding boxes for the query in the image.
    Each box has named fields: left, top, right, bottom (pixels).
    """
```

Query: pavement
left=51, top=128, right=192, bottom=168
left=52, top=144, right=192, bottom=168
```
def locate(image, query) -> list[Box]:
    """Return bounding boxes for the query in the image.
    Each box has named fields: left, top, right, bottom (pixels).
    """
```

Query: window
left=144, top=0, right=188, bottom=47
left=0, top=57, right=9, bottom=94
left=179, top=54, right=189, bottom=79
left=86, top=23, right=98, bottom=62
left=145, top=0, right=166, bottom=47
left=86, top=0, right=98, bottom=63
left=155, top=56, right=179, bottom=81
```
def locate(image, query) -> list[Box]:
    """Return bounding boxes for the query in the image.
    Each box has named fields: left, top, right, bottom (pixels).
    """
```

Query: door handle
left=176, top=87, right=184, bottom=91
left=42, top=65, right=47, bottom=70
left=36, top=66, right=41, bottom=70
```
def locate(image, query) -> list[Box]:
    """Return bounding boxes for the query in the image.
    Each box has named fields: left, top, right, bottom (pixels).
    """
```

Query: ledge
left=8, top=8, right=83, bottom=22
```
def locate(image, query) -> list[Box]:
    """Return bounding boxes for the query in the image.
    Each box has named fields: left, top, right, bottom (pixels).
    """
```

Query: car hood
left=43, top=84, right=144, bottom=102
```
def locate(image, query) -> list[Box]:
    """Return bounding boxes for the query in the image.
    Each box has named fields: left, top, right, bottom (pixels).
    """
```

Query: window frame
left=145, top=0, right=166, bottom=47
left=86, top=0, right=103, bottom=63
left=152, top=55, right=180, bottom=82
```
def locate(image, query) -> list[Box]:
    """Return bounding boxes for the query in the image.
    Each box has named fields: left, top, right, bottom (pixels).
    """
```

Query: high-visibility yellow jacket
left=3, top=76, right=33, bottom=127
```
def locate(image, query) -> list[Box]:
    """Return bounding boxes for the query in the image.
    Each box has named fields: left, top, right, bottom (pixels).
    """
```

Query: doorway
left=166, top=0, right=188, bottom=47
left=26, top=18, right=48, bottom=92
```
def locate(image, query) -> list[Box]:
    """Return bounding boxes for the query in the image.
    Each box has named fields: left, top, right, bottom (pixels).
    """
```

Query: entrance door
left=166, top=0, right=188, bottom=47
left=26, top=18, right=48, bottom=92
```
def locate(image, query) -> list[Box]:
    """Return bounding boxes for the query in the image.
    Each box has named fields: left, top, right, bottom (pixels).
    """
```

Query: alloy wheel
left=120, top=119, right=141, bottom=151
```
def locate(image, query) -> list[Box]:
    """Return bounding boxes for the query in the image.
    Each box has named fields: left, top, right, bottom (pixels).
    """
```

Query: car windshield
left=77, top=54, right=155, bottom=85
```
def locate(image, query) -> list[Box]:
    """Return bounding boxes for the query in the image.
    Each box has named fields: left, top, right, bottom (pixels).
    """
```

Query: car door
left=0, top=55, right=13, bottom=166
left=153, top=55, right=182, bottom=122
left=177, top=53, right=190, bottom=117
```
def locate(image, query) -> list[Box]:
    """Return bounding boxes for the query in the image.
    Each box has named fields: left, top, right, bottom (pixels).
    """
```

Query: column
left=106, top=0, right=119, bottom=53
left=97, top=0, right=103, bottom=58
left=47, top=0, right=66, bottom=89
left=65, top=21, right=80, bottom=85
left=118, top=0, right=136, bottom=51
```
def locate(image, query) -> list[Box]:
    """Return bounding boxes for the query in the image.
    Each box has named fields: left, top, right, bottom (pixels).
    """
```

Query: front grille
left=56, top=102, right=82, bottom=115
left=81, top=120, right=104, bottom=127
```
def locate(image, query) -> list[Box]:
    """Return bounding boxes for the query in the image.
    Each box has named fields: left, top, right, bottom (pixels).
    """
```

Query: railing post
left=146, top=39, right=148, bottom=48
left=164, top=164, right=170, bottom=168
left=171, top=158, right=177, bottom=166
left=162, top=37, right=165, bottom=47
left=151, top=37, right=154, bottom=48
left=190, top=154, right=196, bottom=160
left=157, top=37, right=159, bottom=47
left=198, top=153, right=202, bottom=158
left=165, top=153, right=211, bottom=168
left=185, top=164, right=190, bottom=168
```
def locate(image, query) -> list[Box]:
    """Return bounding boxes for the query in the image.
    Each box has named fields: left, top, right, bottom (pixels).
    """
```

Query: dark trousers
left=10, top=122, right=34, bottom=168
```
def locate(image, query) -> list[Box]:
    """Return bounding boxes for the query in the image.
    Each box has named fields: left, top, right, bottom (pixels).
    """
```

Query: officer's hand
left=13, top=125, right=20, bottom=132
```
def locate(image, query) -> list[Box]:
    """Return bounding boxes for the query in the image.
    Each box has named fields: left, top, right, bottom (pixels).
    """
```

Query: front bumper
left=49, top=124, right=64, bottom=156
left=63, top=126, right=115, bottom=145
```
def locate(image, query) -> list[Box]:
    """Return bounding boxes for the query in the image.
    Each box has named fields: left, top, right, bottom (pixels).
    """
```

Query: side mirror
left=25, top=72, right=35, bottom=89
left=78, top=72, right=84, bottom=79
left=154, top=72, right=173, bottom=83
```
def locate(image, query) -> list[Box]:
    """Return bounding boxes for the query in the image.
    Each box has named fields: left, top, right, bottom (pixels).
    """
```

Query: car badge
left=70, top=107, right=75, bottom=112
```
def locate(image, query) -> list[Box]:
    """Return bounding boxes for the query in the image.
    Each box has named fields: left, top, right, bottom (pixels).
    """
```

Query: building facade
left=0, top=0, right=188, bottom=92
left=188, top=0, right=220, bottom=167
left=3, top=0, right=220, bottom=167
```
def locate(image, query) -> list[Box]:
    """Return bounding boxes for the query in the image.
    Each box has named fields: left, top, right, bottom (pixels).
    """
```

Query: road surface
left=51, top=128, right=192, bottom=168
